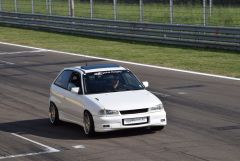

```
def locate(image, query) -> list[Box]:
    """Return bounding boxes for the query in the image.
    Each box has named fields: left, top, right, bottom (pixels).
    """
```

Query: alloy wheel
left=49, top=105, right=56, bottom=124
left=84, top=112, right=91, bottom=135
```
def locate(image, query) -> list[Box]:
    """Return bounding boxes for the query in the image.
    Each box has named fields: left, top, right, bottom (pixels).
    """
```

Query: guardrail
left=0, top=12, right=239, bottom=51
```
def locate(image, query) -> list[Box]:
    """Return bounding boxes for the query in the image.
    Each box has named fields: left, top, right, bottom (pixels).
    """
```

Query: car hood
left=85, top=90, right=161, bottom=111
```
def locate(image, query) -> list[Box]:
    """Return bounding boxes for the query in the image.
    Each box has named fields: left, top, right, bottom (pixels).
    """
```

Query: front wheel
left=83, top=111, right=95, bottom=137
left=49, top=103, right=60, bottom=125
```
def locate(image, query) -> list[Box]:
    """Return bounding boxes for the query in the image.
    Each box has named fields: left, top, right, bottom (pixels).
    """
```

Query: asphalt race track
left=0, top=42, right=239, bottom=161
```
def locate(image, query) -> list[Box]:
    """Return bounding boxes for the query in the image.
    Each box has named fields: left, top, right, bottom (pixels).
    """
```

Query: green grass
left=0, top=26, right=239, bottom=78
left=1, top=0, right=240, bottom=26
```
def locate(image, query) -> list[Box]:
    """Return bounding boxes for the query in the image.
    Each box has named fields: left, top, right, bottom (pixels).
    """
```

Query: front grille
left=120, top=108, right=148, bottom=115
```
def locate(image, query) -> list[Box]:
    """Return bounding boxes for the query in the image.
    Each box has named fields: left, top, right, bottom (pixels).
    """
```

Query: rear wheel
left=49, top=103, right=60, bottom=125
left=83, top=111, right=95, bottom=137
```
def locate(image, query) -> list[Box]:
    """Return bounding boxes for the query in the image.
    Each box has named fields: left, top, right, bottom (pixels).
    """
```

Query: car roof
left=66, top=64, right=127, bottom=73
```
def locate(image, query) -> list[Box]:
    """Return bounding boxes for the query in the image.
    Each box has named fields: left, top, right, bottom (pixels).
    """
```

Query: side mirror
left=142, top=81, right=149, bottom=88
left=71, top=87, right=79, bottom=94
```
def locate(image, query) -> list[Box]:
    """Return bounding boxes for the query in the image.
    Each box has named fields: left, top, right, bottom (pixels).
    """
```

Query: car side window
left=54, top=70, right=73, bottom=89
left=67, top=72, right=82, bottom=94
left=123, top=72, right=137, bottom=86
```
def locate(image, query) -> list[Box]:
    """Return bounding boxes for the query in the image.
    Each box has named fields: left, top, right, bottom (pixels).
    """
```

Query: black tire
left=49, top=103, right=60, bottom=125
left=151, top=126, right=165, bottom=131
left=83, top=111, right=95, bottom=137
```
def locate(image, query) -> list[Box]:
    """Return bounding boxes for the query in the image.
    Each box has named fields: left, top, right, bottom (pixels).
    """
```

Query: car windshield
left=83, top=70, right=144, bottom=94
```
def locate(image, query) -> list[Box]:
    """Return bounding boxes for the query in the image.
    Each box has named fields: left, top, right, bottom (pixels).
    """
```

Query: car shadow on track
left=0, top=118, right=158, bottom=140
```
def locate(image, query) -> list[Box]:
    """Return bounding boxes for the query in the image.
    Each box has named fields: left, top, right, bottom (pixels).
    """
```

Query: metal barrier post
left=90, top=0, right=93, bottom=19
left=0, top=0, right=2, bottom=11
left=203, top=0, right=206, bottom=26
left=31, top=0, right=34, bottom=14
left=14, top=0, right=18, bottom=13
left=209, top=0, right=212, bottom=16
left=72, top=0, right=75, bottom=17
left=0, top=0, right=2, bottom=12
left=139, top=0, right=143, bottom=22
left=113, top=0, right=117, bottom=20
left=46, top=0, right=48, bottom=12
left=68, top=0, right=75, bottom=17
left=68, top=0, right=70, bottom=16
left=170, top=0, right=173, bottom=24
left=49, top=0, right=52, bottom=15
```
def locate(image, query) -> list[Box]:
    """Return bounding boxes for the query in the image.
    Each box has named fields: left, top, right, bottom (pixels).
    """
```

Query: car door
left=64, top=71, right=85, bottom=125
left=51, top=70, right=73, bottom=121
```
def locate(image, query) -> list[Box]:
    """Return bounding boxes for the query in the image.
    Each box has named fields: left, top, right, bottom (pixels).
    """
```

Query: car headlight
left=149, top=104, right=163, bottom=111
left=99, top=109, right=119, bottom=116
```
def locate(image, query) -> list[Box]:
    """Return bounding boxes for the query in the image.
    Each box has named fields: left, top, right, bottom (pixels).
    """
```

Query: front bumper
left=93, top=110, right=167, bottom=132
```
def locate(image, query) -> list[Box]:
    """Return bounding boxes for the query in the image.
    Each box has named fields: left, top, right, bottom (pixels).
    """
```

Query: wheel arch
left=50, top=101, right=57, bottom=107
left=49, top=101, right=61, bottom=121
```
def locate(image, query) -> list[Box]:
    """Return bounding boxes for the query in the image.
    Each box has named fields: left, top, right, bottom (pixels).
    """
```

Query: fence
left=0, top=0, right=239, bottom=27
left=0, top=11, right=239, bottom=51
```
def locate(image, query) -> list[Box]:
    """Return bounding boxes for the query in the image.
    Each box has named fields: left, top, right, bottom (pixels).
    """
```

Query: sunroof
left=81, top=64, right=120, bottom=70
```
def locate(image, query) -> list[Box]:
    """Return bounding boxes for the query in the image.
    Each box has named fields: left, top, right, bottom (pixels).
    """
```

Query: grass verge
left=0, top=26, right=239, bottom=78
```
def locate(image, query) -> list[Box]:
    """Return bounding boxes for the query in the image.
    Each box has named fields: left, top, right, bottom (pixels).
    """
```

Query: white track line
left=0, top=60, right=14, bottom=65
left=72, top=145, right=86, bottom=149
left=0, top=133, right=60, bottom=160
left=0, top=41, right=239, bottom=81
left=0, top=49, right=45, bottom=55
left=178, top=92, right=187, bottom=95
left=11, top=133, right=59, bottom=152
left=0, top=151, right=55, bottom=160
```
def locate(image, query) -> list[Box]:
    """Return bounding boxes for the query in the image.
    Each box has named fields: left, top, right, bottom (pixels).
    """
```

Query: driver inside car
left=68, top=74, right=80, bottom=91
left=111, top=75, right=124, bottom=91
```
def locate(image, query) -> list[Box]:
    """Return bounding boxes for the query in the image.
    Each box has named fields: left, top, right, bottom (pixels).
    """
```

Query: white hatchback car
left=49, top=64, right=167, bottom=136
